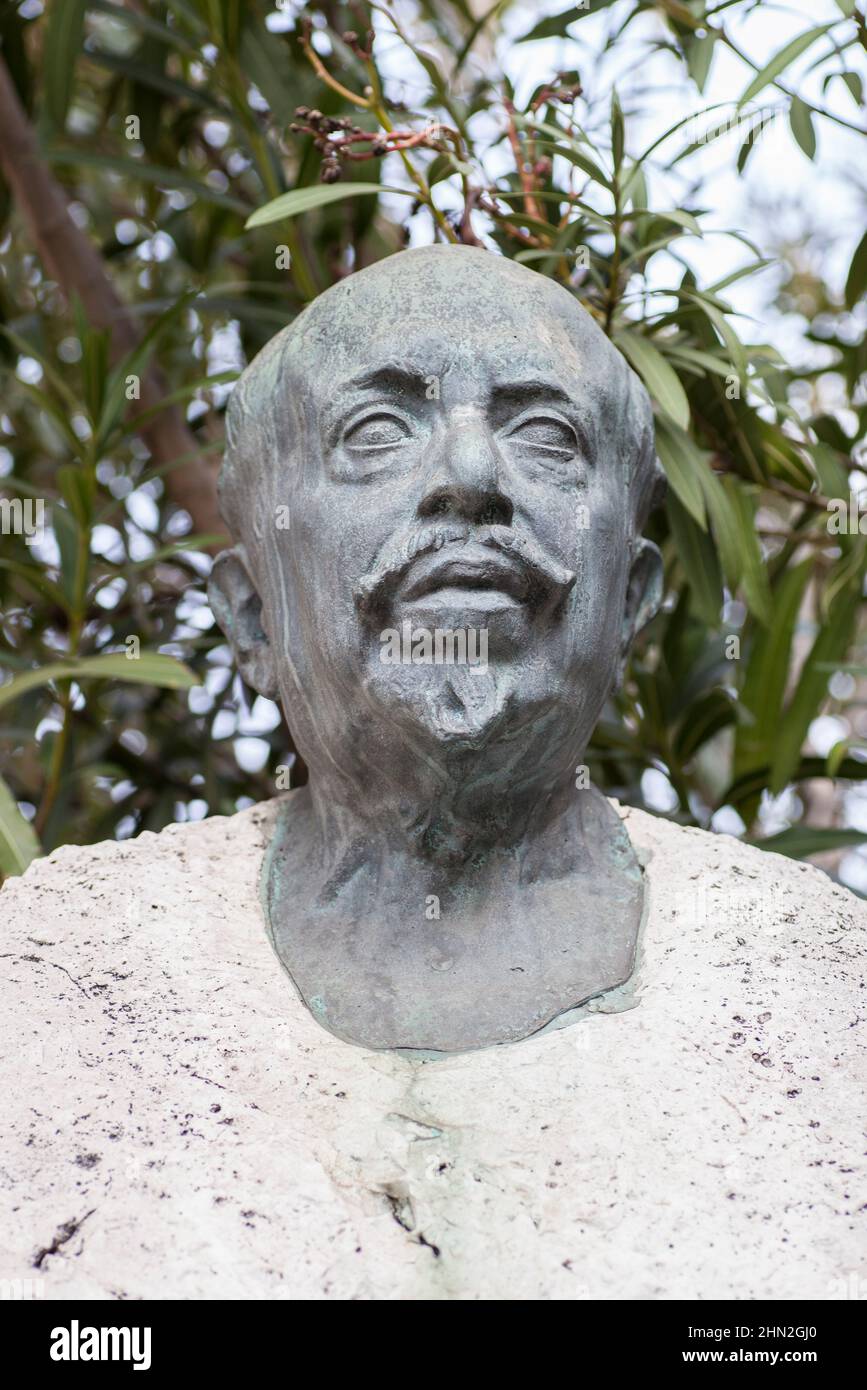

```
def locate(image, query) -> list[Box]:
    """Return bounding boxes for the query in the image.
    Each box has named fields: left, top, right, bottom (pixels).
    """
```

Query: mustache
left=353, top=523, right=576, bottom=617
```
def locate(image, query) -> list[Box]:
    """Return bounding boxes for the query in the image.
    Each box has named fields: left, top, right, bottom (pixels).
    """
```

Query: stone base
left=0, top=797, right=864, bottom=1300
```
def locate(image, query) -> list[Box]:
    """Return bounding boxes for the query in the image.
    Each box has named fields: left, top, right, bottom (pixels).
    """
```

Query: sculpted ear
left=618, top=537, right=663, bottom=684
left=208, top=547, right=279, bottom=700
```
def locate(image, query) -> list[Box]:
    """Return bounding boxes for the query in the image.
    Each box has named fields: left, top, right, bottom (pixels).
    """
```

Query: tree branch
left=0, top=55, right=226, bottom=547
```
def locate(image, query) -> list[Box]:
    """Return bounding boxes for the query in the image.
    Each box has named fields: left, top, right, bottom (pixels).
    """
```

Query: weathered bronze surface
left=209, top=246, right=664, bottom=1052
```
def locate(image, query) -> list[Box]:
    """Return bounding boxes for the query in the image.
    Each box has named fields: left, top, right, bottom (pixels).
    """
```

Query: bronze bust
left=209, top=246, right=664, bottom=1052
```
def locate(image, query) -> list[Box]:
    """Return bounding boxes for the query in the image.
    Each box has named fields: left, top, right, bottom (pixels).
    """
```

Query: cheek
left=571, top=490, right=628, bottom=591
left=567, top=524, right=630, bottom=658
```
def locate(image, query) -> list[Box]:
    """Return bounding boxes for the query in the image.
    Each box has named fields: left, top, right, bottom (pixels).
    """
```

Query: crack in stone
left=33, top=1208, right=96, bottom=1269
left=16, top=953, right=90, bottom=997
left=379, top=1185, right=441, bottom=1259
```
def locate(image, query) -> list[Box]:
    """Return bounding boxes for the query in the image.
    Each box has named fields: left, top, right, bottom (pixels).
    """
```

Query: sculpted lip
left=354, top=525, right=577, bottom=618
left=398, top=549, right=528, bottom=605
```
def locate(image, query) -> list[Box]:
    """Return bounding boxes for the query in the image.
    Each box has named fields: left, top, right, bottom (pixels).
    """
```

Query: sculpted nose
left=418, top=406, right=513, bottom=527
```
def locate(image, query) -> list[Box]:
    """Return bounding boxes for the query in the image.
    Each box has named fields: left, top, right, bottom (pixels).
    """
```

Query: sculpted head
left=209, top=246, right=663, bottom=824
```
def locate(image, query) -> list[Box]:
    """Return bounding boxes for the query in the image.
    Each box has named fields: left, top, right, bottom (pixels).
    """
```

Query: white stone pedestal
left=1, top=798, right=864, bottom=1300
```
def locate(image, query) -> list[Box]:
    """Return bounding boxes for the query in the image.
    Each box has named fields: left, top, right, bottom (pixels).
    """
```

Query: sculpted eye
left=506, top=415, right=577, bottom=455
left=345, top=412, right=412, bottom=450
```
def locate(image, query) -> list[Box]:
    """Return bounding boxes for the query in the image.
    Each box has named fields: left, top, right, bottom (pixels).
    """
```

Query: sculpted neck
left=299, top=746, right=581, bottom=879
left=264, top=759, right=644, bottom=1053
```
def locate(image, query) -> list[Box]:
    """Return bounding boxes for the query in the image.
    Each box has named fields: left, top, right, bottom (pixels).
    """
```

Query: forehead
left=288, top=251, right=617, bottom=418
left=313, top=332, right=588, bottom=407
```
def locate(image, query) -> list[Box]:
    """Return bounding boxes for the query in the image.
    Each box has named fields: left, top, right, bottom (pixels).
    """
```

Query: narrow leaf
left=246, top=184, right=412, bottom=230
left=845, top=229, right=867, bottom=310
left=738, top=25, right=834, bottom=108
left=789, top=96, right=816, bottom=159
left=757, top=826, right=867, bottom=860
left=616, top=330, right=691, bottom=430
left=666, top=492, right=723, bottom=627
left=0, top=653, right=198, bottom=713
left=0, top=773, right=40, bottom=877
left=42, top=0, right=86, bottom=131
left=655, top=419, right=707, bottom=527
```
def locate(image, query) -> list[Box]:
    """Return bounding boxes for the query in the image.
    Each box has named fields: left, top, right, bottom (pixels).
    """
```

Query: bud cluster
left=289, top=106, right=449, bottom=184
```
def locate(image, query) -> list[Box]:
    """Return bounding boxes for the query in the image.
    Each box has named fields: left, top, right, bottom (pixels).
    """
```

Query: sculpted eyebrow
left=339, top=364, right=432, bottom=397
left=489, top=380, right=595, bottom=458
left=321, top=363, right=432, bottom=442
left=490, top=379, right=571, bottom=404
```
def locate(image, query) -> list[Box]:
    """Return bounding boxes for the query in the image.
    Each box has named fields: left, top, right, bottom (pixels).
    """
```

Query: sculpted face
left=211, top=247, right=662, bottom=804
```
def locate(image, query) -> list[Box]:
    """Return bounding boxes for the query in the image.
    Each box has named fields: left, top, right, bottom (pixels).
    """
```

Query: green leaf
left=844, top=229, right=867, bottom=310
left=615, top=330, right=691, bottom=430
left=827, top=739, right=853, bottom=778
left=52, top=503, right=84, bottom=610
left=673, top=106, right=772, bottom=165
left=427, top=153, right=456, bottom=188
left=57, top=464, right=94, bottom=532
left=0, top=559, right=69, bottom=612
left=737, top=559, right=812, bottom=780
left=87, top=48, right=232, bottom=116
left=738, top=25, right=834, bottom=108
left=47, top=149, right=249, bottom=214
left=515, top=4, right=606, bottom=43
left=74, top=306, right=111, bottom=425
left=680, top=288, right=747, bottom=380
left=237, top=25, right=298, bottom=125
left=726, top=480, right=772, bottom=626
left=610, top=91, right=624, bottom=170
left=42, top=0, right=86, bottom=131
left=7, top=381, right=82, bottom=454
left=666, top=491, right=723, bottom=627
left=0, top=653, right=198, bottom=713
left=724, top=756, right=867, bottom=811
left=667, top=345, right=737, bottom=378
left=836, top=70, right=864, bottom=108
left=0, top=772, right=40, bottom=878
left=86, top=1, right=200, bottom=54
left=698, top=469, right=742, bottom=589
left=674, top=689, right=737, bottom=764
left=655, top=419, right=707, bottom=527
left=771, top=568, right=861, bottom=792
left=96, top=291, right=198, bottom=451
left=0, top=325, right=81, bottom=414
left=622, top=159, right=647, bottom=210
left=637, top=207, right=703, bottom=237
left=789, top=96, right=817, bottom=159
left=245, top=183, right=413, bottom=230
left=535, top=141, right=611, bottom=189
left=756, top=826, right=867, bottom=861
left=686, top=32, right=716, bottom=93
left=811, top=441, right=849, bottom=501
left=737, top=111, right=774, bottom=173
left=112, top=372, right=238, bottom=440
